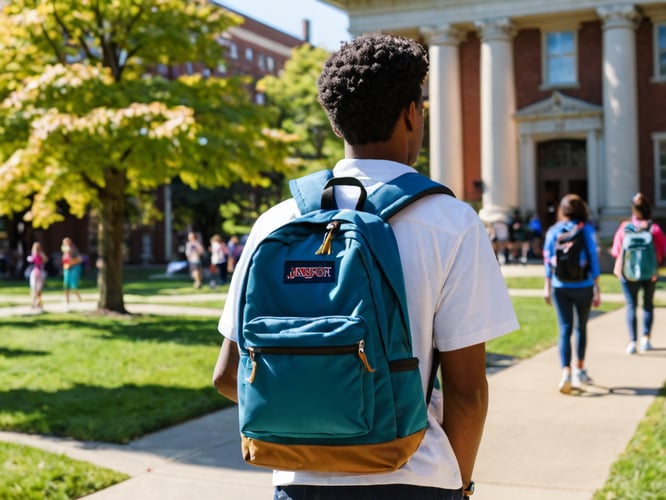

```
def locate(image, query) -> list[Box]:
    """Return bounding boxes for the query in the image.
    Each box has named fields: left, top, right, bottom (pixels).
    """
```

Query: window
left=266, top=56, right=275, bottom=73
left=228, top=42, right=238, bottom=59
left=654, top=133, right=666, bottom=205
left=257, top=53, right=266, bottom=70
left=543, top=31, right=577, bottom=86
left=255, top=92, right=266, bottom=105
left=245, top=47, right=253, bottom=61
left=655, top=23, right=666, bottom=80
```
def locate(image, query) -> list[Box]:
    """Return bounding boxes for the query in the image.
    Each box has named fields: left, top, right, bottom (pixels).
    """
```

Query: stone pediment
left=515, top=91, right=602, bottom=122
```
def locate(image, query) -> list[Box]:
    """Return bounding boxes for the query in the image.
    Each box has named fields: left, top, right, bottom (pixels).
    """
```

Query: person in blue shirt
left=543, top=194, right=601, bottom=394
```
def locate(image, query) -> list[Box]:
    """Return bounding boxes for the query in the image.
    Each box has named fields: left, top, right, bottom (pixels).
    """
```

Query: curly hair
left=317, top=33, right=429, bottom=145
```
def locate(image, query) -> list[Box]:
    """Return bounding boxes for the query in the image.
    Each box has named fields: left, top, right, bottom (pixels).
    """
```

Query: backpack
left=235, top=170, right=453, bottom=473
left=621, top=222, right=657, bottom=281
left=555, top=223, right=589, bottom=282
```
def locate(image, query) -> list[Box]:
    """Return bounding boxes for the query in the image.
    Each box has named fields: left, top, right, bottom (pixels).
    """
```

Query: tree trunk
left=96, top=169, right=127, bottom=313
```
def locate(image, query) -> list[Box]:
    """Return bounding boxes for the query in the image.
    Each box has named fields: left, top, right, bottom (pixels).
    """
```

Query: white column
left=421, top=25, right=465, bottom=198
left=519, top=134, right=536, bottom=214
left=597, top=5, right=641, bottom=215
left=586, top=129, right=601, bottom=220
left=475, top=18, right=519, bottom=223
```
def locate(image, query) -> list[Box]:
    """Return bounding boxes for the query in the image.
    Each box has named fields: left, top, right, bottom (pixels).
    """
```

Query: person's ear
left=404, top=101, right=418, bottom=132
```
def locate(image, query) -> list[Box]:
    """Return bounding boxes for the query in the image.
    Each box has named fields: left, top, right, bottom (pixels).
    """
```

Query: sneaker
left=640, top=337, right=652, bottom=352
left=559, top=372, right=572, bottom=394
left=571, top=370, right=581, bottom=389
left=574, top=368, right=592, bottom=385
left=625, top=341, right=637, bottom=355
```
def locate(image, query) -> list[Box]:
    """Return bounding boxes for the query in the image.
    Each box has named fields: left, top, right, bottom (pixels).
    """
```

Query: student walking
left=61, top=237, right=83, bottom=306
left=543, top=194, right=601, bottom=394
left=209, top=234, right=230, bottom=286
left=213, top=33, right=518, bottom=500
left=27, top=242, right=48, bottom=311
left=610, top=193, right=666, bottom=354
left=185, top=231, right=205, bottom=289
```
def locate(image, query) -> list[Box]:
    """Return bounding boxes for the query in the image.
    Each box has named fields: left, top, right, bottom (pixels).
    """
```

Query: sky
left=216, top=0, right=351, bottom=51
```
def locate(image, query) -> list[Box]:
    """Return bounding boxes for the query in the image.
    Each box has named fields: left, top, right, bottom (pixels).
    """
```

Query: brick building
left=323, top=0, right=666, bottom=240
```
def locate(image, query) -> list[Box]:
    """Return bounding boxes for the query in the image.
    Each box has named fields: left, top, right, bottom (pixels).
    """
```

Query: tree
left=0, top=1, right=294, bottom=313
left=257, top=44, right=344, bottom=178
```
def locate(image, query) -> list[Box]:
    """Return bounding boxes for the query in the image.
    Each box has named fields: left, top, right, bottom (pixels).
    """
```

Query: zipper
left=245, top=340, right=375, bottom=383
left=315, top=221, right=341, bottom=255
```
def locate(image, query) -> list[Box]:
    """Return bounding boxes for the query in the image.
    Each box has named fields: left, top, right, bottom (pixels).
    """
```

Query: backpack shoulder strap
left=289, top=170, right=455, bottom=218
left=289, top=170, right=334, bottom=214
left=365, top=173, right=455, bottom=220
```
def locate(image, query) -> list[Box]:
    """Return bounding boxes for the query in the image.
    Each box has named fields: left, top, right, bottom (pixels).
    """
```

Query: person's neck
left=344, top=142, right=409, bottom=165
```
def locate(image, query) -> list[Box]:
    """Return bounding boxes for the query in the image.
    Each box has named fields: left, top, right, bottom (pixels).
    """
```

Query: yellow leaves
left=27, top=102, right=196, bottom=143
left=1, top=63, right=113, bottom=111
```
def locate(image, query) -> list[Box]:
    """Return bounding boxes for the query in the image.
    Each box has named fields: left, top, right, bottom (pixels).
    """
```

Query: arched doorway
left=536, top=139, right=588, bottom=231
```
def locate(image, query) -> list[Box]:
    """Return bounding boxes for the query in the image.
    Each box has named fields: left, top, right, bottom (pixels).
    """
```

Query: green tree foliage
left=197, top=44, right=345, bottom=241
left=257, top=43, right=344, bottom=177
left=0, top=1, right=294, bottom=313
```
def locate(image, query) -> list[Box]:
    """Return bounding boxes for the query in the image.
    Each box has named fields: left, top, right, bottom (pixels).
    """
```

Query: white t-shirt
left=218, top=158, right=519, bottom=489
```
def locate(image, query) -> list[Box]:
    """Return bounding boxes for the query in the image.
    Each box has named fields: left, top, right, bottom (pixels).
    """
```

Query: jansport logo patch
left=284, top=261, right=335, bottom=283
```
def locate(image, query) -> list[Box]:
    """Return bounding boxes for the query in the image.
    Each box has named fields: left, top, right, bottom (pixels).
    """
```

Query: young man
left=213, top=33, right=518, bottom=500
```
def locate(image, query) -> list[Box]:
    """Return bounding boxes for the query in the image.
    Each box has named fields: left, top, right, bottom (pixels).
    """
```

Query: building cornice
left=319, top=0, right=665, bottom=37
left=515, top=91, right=602, bottom=122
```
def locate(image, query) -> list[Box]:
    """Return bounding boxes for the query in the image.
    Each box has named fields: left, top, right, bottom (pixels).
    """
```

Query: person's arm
left=542, top=227, right=554, bottom=305
left=439, top=342, right=488, bottom=491
left=212, top=338, right=239, bottom=402
left=584, top=225, right=602, bottom=306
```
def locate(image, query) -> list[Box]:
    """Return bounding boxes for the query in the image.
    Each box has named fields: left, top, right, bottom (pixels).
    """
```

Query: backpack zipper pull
left=315, top=221, right=340, bottom=255
left=357, top=340, right=376, bottom=372
left=247, top=349, right=257, bottom=383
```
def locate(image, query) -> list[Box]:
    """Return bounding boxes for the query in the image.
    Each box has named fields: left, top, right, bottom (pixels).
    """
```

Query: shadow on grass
left=0, top=315, right=221, bottom=347
left=0, top=347, right=49, bottom=358
left=0, top=383, right=230, bottom=444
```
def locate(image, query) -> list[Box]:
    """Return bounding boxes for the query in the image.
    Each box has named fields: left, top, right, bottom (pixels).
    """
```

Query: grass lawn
left=0, top=314, right=231, bottom=443
left=0, top=267, right=229, bottom=299
left=503, top=272, right=666, bottom=296
left=592, top=382, right=666, bottom=500
left=0, top=441, right=127, bottom=500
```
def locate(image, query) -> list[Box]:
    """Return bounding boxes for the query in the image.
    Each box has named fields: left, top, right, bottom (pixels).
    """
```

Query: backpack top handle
left=321, top=176, right=368, bottom=211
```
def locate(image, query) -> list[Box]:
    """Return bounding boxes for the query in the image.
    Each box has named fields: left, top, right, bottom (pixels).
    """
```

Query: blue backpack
left=236, top=170, right=453, bottom=473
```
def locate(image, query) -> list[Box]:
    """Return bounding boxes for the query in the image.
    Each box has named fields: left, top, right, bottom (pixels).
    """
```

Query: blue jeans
left=274, top=484, right=465, bottom=500
left=552, top=286, right=593, bottom=368
left=620, top=280, right=656, bottom=342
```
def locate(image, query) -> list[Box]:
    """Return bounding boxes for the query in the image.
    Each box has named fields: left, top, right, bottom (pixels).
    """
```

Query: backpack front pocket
left=239, top=316, right=375, bottom=441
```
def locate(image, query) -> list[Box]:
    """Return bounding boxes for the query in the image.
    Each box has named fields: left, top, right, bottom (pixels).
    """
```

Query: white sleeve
left=433, top=216, right=519, bottom=352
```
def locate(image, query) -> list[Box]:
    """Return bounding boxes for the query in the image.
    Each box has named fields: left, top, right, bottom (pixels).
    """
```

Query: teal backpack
left=621, top=222, right=657, bottom=281
left=236, top=170, right=452, bottom=473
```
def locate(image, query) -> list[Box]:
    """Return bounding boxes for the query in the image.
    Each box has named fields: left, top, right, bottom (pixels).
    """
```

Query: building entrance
left=536, top=139, right=588, bottom=231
